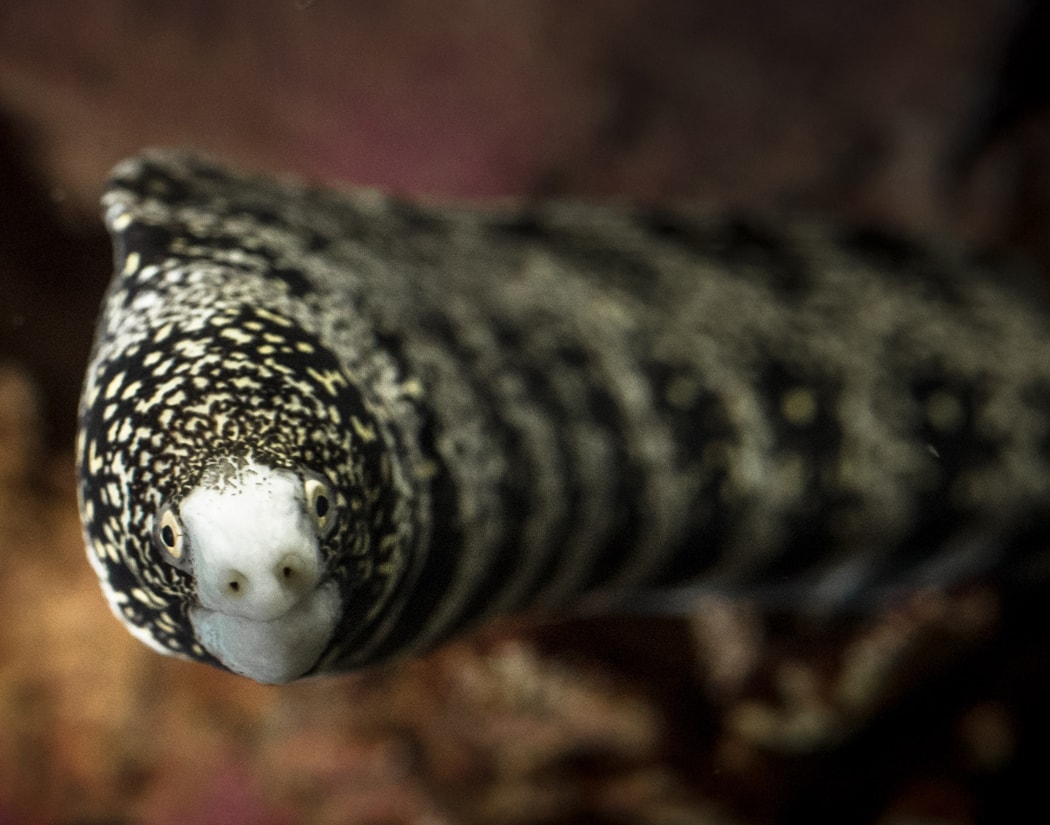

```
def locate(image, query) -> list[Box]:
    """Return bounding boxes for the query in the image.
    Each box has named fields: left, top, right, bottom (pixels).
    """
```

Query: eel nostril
left=276, top=554, right=313, bottom=590
left=224, top=571, right=248, bottom=597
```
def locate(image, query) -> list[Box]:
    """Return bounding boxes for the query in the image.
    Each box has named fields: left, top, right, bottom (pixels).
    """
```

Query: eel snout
left=177, top=462, right=342, bottom=683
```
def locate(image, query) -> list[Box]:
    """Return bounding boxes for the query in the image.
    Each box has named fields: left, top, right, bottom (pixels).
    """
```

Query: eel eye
left=304, top=475, right=338, bottom=537
left=153, top=504, right=189, bottom=569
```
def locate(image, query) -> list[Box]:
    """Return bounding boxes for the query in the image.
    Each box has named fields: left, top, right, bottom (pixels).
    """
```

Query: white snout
left=179, top=461, right=341, bottom=682
left=181, top=467, right=323, bottom=621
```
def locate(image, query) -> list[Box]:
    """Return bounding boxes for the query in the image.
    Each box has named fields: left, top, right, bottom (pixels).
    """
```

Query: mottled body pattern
left=78, top=151, right=1050, bottom=682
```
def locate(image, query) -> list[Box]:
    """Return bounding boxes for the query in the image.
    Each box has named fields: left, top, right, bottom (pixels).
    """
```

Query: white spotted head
left=80, top=152, right=423, bottom=682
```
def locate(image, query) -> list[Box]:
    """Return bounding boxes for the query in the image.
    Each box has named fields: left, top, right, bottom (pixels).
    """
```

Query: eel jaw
left=177, top=461, right=343, bottom=683
left=189, top=581, right=341, bottom=683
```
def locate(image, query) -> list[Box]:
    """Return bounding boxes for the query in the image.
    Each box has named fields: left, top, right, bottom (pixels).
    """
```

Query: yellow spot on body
left=155, top=613, right=178, bottom=633
left=122, top=251, right=141, bottom=275
left=351, top=415, right=377, bottom=442
left=104, top=372, right=126, bottom=400
left=414, top=459, right=439, bottom=480
left=307, top=367, right=346, bottom=396
left=110, top=212, right=132, bottom=232
left=781, top=387, right=817, bottom=427
left=296, top=341, right=315, bottom=354
left=213, top=412, right=240, bottom=439
left=926, top=391, right=964, bottom=433
left=255, top=307, right=293, bottom=327
left=104, top=481, right=122, bottom=507
left=87, top=439, right=104, bottom=475
left=221, top=327, right=254, bottom=346
left=401, top=377, right=424, bottom=398
left=120, top=380, right=143, bottom=401
left=130, top=587, right=156, bottom=607
left=105, top=541, right=121, bottom=564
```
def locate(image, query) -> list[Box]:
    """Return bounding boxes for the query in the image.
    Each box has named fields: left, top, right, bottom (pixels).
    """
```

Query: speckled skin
left=77, top=151, right=1050, bottom=679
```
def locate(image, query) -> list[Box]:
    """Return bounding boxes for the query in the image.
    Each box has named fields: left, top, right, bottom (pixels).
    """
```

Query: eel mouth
left=189, top=579, right=341, bottom=684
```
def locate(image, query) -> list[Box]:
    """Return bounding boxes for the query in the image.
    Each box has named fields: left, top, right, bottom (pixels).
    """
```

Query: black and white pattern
left=77, top=151, right=1050, bottom=682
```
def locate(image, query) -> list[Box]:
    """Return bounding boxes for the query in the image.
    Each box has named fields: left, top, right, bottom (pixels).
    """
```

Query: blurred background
left=0, top=1, right=1048, bottom=823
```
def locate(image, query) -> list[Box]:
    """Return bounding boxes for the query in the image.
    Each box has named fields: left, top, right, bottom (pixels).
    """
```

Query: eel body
left=77, top=151, right=1050, bottom=683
